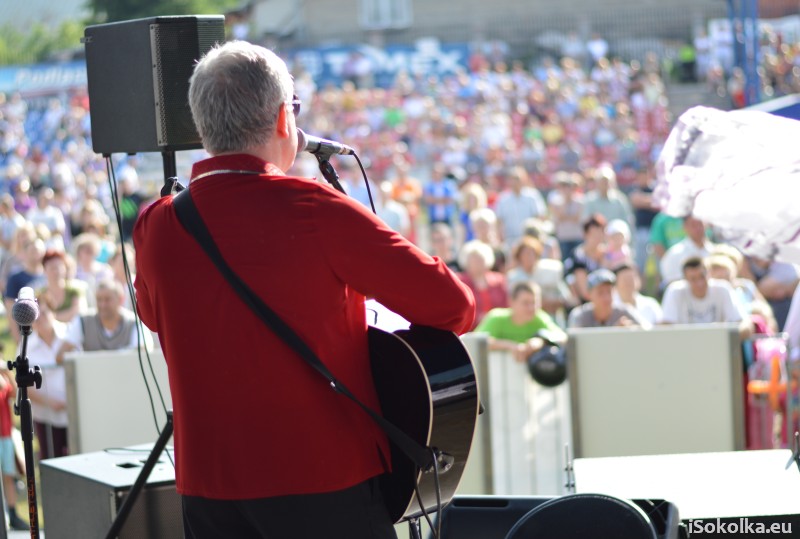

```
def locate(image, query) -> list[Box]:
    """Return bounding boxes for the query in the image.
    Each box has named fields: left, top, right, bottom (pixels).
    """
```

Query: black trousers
left=182, top=477, right=398, bottom=539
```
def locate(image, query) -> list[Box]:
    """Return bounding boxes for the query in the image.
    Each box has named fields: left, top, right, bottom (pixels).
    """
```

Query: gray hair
left=95, top=277, right=125, bottom=298
left=188, top=41, right=294, bottom=155
left=469, top=207, right=497, bottom=226
left=458, top=240, right=496, bottom=271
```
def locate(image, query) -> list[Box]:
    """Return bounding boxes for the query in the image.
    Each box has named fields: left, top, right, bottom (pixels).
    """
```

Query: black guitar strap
left=172, top=185, right=434, bottom=470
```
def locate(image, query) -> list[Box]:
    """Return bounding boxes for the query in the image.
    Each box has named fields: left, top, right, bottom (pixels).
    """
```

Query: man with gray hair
left=133, top=41, right=475, bottom=538
left=57, top=278, right=147, bottom=359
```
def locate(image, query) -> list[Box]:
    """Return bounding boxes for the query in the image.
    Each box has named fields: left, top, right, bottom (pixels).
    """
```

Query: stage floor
left=574, top=449, right=800, bottom=519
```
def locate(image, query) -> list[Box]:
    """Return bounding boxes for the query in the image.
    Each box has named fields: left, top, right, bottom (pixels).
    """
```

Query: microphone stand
left=8, top=323, right=42, bottom=539
left=160, top=151, right=179, bottom=197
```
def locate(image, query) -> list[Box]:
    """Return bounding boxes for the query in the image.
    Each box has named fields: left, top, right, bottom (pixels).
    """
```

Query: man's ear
left=275, top=102, right=291, bottom=139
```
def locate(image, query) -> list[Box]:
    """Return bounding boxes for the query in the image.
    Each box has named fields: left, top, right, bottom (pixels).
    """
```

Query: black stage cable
left=353, top=153, right=377, bottom=214
left=412, top=450, right=444, bottom=539
left=105, top=157, right=174, bottom=467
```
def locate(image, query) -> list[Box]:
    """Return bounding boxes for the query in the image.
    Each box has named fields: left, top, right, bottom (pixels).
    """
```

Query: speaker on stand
left=83, top=15, right=225, bottom=180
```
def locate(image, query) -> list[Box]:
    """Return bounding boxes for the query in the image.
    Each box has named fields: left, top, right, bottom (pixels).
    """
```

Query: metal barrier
left=459, top=332, right=572, bottom=497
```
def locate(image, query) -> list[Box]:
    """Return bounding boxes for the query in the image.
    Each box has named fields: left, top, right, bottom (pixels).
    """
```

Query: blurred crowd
left=697, top=24, right=800, bottom=108
left=287, top=49, right=798, bottom=340
left=0, top=45, right=797, bottom=339
left=0, top=44, right=796, bottom=521
left=0, top=87, right=151, bottom=528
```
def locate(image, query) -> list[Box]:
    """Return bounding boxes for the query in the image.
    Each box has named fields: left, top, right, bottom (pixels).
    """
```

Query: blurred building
left=0, top=0, right=89, bottom=29
left=243, top=0, right=731, bottom=60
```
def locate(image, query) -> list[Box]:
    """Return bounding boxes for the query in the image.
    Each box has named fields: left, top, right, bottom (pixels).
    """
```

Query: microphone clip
left=7, top=360, right=41, bottom=414
left=162, top=177, right=185, bottom=197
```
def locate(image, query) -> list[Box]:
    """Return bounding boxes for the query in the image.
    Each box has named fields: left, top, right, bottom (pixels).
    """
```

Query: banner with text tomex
left=286, top=41, right=470, bottom=89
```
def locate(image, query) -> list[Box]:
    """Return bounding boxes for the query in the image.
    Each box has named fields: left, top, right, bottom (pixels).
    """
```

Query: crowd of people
left=0, top=39, right=798, bottom=527
left=0, top=88, right=148, bottom=528
left=287, top=50, right=798, bottom=343
left=696, top=23, right=800, bottom=108
left=0, top=47, right=797, bottom=354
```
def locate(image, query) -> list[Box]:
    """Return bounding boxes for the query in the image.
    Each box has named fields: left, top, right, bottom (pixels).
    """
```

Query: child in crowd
left=604, top=219, right=632, bottom=268
left=0, top=364, right=26, bottom=530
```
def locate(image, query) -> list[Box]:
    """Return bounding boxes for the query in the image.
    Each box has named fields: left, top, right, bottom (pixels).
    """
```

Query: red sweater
left=457, top=271, right=508, bottom=328
left=134, top=154, right=475, bottom=499
left=0, top=383, right=11, bottom=438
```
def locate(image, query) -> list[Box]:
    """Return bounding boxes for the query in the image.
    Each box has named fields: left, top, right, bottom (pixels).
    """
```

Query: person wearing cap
left=568, top=268, right=646, bottom=328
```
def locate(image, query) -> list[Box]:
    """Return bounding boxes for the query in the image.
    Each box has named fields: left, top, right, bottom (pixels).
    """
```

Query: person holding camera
left=476, top=281, right=566, bottom=362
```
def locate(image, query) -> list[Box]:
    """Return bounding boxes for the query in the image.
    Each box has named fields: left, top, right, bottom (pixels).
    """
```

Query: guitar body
left=368, top=325, right=480, bottom=523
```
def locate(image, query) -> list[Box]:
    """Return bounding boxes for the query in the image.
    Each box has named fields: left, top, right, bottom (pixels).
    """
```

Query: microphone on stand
left=296, top=128, right=355, bottom=157
left=12, top=287, right=39, bottom=335
left=8, top=285, right=43, bottom=537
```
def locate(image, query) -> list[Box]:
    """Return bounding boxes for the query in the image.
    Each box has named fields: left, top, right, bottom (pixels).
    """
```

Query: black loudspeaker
left=505, top=494, right=657, bottom=539
left=40, top=447, right=181, bottom=539
left=436, top=495, right=682, bottom=539
left=83, top=15, right=225, bottom=155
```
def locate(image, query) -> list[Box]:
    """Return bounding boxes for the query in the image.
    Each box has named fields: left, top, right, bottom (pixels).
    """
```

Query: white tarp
left=655, top=105, right=800, bottom=263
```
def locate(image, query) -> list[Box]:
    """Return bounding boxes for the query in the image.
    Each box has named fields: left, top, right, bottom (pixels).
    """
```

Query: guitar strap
left=171, top=184, right=434, bottom=470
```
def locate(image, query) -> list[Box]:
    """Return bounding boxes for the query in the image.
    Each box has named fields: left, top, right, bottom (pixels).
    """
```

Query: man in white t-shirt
left=661, top=256, right=752, bottom=338
left=659, top=216, right=715, bottom=285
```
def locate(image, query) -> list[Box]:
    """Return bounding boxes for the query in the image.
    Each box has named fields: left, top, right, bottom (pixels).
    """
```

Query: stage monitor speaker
left=436, top=495, right=681, bottom=539
left=83, top=15, right=225, bottom=155
left=40, top=446, right=181, bottom=539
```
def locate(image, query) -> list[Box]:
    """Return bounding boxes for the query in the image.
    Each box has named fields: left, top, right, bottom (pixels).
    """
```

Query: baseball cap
left=587, top=268, right=617, bottom=290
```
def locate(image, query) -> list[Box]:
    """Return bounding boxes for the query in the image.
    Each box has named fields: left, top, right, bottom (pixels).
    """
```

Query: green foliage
left=87, top=0, right=240, bottom=24
left=0, top=20, right=84, bottom=66
left=0, top=0, right=238, bottom=65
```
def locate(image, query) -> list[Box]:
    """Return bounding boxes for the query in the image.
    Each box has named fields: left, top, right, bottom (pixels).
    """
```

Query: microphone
left=12, top=287, right=39, bottom=329
left=296, top=128, right=354, bottom=157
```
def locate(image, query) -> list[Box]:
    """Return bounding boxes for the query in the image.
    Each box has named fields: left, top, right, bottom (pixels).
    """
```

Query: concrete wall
left=255, top=0, right=729, bottom=58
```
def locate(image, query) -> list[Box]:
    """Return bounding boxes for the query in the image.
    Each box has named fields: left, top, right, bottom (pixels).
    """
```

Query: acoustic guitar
left=368, top=324, right=480, bottom=523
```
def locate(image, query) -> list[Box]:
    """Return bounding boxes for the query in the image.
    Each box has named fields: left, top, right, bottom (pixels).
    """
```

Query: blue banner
left=287, top=42, right=470, bottom=88
left=0, top=61, right=87, bottom=95
left=0, top=41, right=470, bottom=95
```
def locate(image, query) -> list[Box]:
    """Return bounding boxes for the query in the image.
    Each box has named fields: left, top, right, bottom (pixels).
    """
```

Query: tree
left=0, top=21, right=84, bottom=66
left=87, top=0, right=240, bottom=24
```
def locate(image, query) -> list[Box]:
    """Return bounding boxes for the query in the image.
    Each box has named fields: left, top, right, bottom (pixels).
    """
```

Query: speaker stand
left=104, top=411, right=173, bottom=539
left=408, top=517, right=422, bottom=539
left=163, top=150, right=177, bottom=187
